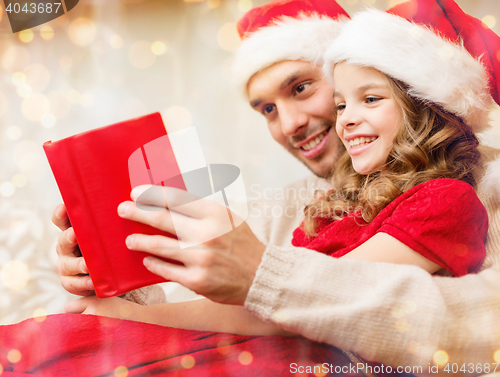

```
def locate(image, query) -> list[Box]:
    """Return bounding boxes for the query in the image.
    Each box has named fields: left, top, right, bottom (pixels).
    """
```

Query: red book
left=43, top=113, right=185, bottom=298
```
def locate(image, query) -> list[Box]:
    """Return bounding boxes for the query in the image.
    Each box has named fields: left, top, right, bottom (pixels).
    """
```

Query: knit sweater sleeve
left=245, top=160, right=500, bottom=370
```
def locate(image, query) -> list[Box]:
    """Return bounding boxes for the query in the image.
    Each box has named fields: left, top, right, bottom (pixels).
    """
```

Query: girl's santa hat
left=233, top=0, right=349, bottom=93
left=323, top=0, right=500, bottom=133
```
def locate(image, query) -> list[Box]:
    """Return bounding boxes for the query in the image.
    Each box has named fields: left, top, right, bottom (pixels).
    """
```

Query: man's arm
left=246, top=245, right=500, bottom=370
left=245, top=173, right=500, bottom=370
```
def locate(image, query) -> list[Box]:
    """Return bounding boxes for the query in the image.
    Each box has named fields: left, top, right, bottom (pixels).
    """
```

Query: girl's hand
left=117, top=185, right=266, bottom=306
left=65, top=296, right=141, bottom=321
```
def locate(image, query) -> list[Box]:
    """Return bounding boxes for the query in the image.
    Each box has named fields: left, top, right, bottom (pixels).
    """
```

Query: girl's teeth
left=349, top=136, right=377, bottom=148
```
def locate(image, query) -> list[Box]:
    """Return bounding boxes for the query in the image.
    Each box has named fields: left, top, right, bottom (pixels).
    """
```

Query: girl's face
left=333, top=63, right=402, bottom=175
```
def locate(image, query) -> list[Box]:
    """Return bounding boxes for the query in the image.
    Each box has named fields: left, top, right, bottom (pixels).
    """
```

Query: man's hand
left=52, top=204, right=95, bottom=296
left=117, top=185, right=266, bottom=306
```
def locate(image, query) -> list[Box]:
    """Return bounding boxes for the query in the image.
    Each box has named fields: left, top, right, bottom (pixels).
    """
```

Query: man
left=54, top=0, right=500, bottom=371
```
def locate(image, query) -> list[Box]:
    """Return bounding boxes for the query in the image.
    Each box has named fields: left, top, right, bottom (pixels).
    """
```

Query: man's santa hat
left=233, top=0, right=349, bottom=93
left=323, top=0, right=500, bottom=134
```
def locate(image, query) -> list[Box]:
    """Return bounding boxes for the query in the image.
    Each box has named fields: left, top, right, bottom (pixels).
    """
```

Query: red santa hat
left=323, top=0, right=500, bottom=133
left=233, top=0, right=349, bottom=94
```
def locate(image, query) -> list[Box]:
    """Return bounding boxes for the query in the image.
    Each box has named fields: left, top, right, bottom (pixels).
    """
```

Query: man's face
left=247, top=60, right=345, bottom=178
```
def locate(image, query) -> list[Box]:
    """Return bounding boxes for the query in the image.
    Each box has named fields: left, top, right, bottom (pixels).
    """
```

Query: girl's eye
left=365, top=96, right=381, bottom=104
left=335, top=103, right=346, bottom=112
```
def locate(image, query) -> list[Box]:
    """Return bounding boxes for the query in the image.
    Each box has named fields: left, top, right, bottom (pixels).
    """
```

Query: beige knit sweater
left=245, top=146, right=500, bottom=373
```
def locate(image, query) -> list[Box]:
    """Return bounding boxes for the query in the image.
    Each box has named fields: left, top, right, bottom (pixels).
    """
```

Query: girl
left=292, top=8, right=491, bottom=276
left=290, top=8, right=493, bottom=276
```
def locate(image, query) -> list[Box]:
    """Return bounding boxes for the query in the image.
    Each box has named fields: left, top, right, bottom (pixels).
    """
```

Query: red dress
left=292, top=178, right=488, bottom=277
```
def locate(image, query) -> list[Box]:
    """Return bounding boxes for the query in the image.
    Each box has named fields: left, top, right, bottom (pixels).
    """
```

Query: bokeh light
left=12, top=174, right=27, bottom=188
left=22, top=93, right=50, bottom=122
left=2, top=46, right=30, bottom=72
left=0, top=182, right=15, bottom=197
left=67, top=89, right=81, bottom=104
left=40, top=25, right=55, bottom=40
left=151, top=41, right=167, bottom=56
left=12, top=72, right=26, bottom=85
left=19, top=29, right=34, bottom=43
left=1, top=260, right=29, bottom=290
left=238, top=351, right=253, bottom=365
left=433, top=350, right=449, bottom=365
left=7, top=349, right=21, bottom=363
left=482, top=15, right=496, bottom=29
left=237, top=0, right=252, bottom=12
left=48, top=90, right=71, bottom=118
left=109, top=34, right=124, bottom=49
left=207, top=0, right=220, bottom=9
left=313, top=363, right=327, bottom=377
left=217, top=23, right=241, bottom=51
left=24, top=63, right=51, bottom=92
left=13, top=140, right=43, bottom=172
left=33, top=308, right=47, bottom=322
left=494, top=349, right=500, bottom=363
left=119, top=98, right=148, bottom=120
left=41, top=113, right=57, bottom=128
left=0, top=92, right=8, bottom=116
left=161, top=106, right=193, bottom=133
left=181, top=355, right=195, bottom=369
left=128, top=41, right=156, bottom=68
left=395, top=318, right=409, bottom=332
left=362, top=0, right=376, bottom=5
left=6, top=126, right=22, bottom=140
left=59, top=55, right=73, bottom=69
left=68, top=17, right=96, bottom=46
left=345, top=0, right=359, bottom=5
left=114, top=366, right=128, bottom=377
left=17, top=83, right=32, bottom=98
left=80, top=93, right=94, bottom=107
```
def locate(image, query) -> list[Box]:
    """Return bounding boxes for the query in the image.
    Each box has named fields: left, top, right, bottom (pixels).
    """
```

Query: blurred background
left=0, top=0, right=499, bottom=325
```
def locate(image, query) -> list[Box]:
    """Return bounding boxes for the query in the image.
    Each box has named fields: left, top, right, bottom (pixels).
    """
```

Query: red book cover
left=43, top=112, right=185, bottom=298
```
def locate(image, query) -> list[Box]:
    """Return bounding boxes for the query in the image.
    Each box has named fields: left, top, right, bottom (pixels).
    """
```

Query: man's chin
left=299, top=159, right=334, bottom=179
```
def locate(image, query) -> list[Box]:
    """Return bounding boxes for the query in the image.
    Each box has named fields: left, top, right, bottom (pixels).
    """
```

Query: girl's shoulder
left=404, top=178, right=476, bottom=199
left=383, top=178, right=483, bottom=220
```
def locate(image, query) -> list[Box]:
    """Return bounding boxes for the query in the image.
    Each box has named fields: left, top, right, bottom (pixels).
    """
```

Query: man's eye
left=263, top=105, right=275, bottom=115
left=296, top=83, right=310, bottom=94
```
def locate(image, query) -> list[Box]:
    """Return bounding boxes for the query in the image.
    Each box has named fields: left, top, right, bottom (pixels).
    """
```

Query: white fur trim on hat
left=323, top=8, right=493, bottom=133
left=232, top=14, right=347, bottom=94
left=481, top=155, right=500, bottom=200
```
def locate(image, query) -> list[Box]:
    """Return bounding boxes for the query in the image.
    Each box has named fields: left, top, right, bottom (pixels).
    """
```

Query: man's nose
left=277, top=102, right=308, bottom=136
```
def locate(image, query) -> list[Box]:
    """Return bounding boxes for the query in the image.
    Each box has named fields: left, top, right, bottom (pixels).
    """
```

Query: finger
left=60, top=275, right=95, bottom=297
left=119, top=201, right=197, bottom=235
left=64, top=296, right=96, bottom=313
left=51, top=204, right=71, bottom=231
left=133, top=185, right=225, bottom=219
left=126, top=234, right=188, bottom=263
left=56, top=253, right=88, bottom=276
left=56, top=228, right=79, bottom=257
left=132, top=185, right=201, bottom=210
left=143, top=256, right=191, bottom=286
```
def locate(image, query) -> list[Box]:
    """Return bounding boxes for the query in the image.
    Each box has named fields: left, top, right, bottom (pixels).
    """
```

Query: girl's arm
left=341, top=232, right=441, bottom=273
left=65, top=296, right=292, bottom=336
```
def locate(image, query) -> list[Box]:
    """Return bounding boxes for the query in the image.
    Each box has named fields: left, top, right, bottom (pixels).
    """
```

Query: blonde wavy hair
left=303, top=73, right=484, bottom=236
